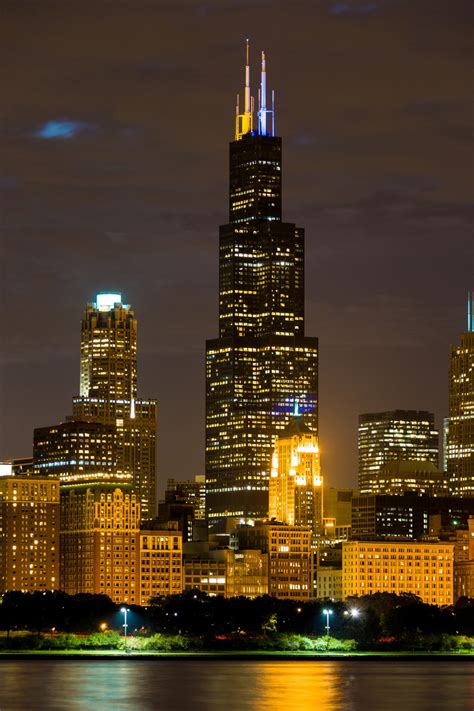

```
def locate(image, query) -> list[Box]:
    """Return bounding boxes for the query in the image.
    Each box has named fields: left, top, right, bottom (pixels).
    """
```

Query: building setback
left=205, top=45, right=318, bottom=526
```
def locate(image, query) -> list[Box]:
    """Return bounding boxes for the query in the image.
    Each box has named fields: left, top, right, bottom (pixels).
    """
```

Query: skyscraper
left=205, top=44, right=318, bottom=526
left=358, top=410, right=439, bottom=494
left=447, top=293, right=474, bottom=496
left=268, top=409, right=323, bottom=535
left=72, top=293, right=158, bottom=517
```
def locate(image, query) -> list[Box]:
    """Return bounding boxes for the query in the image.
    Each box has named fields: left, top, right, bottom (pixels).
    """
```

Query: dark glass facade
left=206, top=123, right=318, bottom=525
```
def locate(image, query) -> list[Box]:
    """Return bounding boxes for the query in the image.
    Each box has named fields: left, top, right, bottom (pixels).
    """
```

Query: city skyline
left=1, top=1, right=472, bottom=492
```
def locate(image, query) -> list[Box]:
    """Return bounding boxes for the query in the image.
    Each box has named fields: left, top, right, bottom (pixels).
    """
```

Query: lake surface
left=0, top=659, right=472, bottom=710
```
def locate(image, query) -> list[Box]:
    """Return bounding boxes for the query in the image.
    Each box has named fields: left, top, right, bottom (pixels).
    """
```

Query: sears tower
left=206, top=43, right=318, bottom=526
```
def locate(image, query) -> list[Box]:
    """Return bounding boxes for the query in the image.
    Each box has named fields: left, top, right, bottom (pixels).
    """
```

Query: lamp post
left=322, top=608, right=333, bottom=639
left=121, top=607, right=130, bottom=638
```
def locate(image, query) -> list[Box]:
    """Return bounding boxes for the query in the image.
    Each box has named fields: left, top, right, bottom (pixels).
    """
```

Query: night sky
left=1, top=0, right=472, bottom=492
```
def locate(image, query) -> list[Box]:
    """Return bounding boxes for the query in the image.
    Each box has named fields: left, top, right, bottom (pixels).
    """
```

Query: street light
left=121, top=607, right=130, bottom=638
left=344, top=608, right=360, bottom=619
left=322, top=608, right=333, bottom=637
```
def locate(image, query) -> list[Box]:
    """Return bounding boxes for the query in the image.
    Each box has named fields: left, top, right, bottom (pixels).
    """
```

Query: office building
left=342, top=540, right=454, bottom=605
left=33, top=419, right=119, bottom=486
left=139, top=525, right=183, bottom=604
left=351, top=493, right=474, bottom=540
left=231, top=519, right=312, bottom=600
left=358, top=410, right=439, bottom=494
left=72, top=293, right=158, bottom=517
left=60, top=485, right=140, bottom=604
left=446, top=293, right=474, bottom=496
left=370, top=460, right=448, bottom=496
left=0, top=477, right=59, bottom=593
left=453, top=517, right=474, bottom=600
left=205, top=44, right=318, bottom=525
left=269, top=409, right=322, bottom=534
left=316, top=566, right=342, bottom=601
left=165, top=476, right=206, bottom=521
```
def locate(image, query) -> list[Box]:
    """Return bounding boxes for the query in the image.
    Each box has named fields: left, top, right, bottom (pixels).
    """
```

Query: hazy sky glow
left=1, top=0, right=472, bottom=490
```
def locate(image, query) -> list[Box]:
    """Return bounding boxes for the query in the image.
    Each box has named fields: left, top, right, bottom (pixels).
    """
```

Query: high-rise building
left=33, top=419, right=120, bottom=486
left=269, top=409, right=323, bottom=535
left=60, top=485, right=141, bottom=604
left=369, top=460, right=448, bottom=496
left=205, top=44, right=318, bottom=526
left=165, top=475, right=206, bottom=521
left=342, top=540, right=454, bottom=606
left=0, top=476, right=59, bottom=593
left=72, top=293, right=158, bottom=517
left=447, top=292, right=474, bottom=496
left=351, top=492, right=474, bottom=540
left=358, top=410, right=439, bottom=494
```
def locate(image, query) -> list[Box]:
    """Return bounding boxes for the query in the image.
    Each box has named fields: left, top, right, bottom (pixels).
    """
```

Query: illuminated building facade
left=316, top=566, right=342, bottom=601
left=453, top=517, right=474, bottom=600
left=447, top=293, right=474, bottom=496
left=342, top=540, right=454, bottom=606
left=183, top=547, right=268, bottom=598
left=0, top=477, right=59, bottom=593
left=139, top=525, right=183, bottom=604
left=60, top=485, right=140, bottom=604
left=165, top=475, right=206, bottom=521
left=205, top=45, right=318, bottom=525
left=33, top=420, right=119, bottom=485
left=358, top=410, right=439, bottom=494
left=73, top=293, right=158, bottom=518
left=184, top=557, right=227, bottom=596
left=269, top=411, right=322, bottom=534
left=351, top=493, right=474, bottom=540
left=370, top=460, right=448, bottom=496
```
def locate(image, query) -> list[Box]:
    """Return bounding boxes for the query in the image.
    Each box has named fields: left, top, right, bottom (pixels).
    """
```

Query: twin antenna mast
left=235, top=39, right=275, bottom=141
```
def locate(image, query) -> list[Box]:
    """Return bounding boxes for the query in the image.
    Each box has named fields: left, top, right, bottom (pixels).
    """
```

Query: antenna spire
left=468, top=291, right=474, bottom=332
left=257, top=49, right=275, bottom=137
left=235, top=39, right=253, bottom=140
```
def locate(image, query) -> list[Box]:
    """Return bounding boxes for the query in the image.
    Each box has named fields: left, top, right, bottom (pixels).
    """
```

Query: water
left=0, top=660, right=472, bottom=711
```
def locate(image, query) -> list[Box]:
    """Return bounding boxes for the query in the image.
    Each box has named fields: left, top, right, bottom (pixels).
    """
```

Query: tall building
left=447, top=292, right=474, bottom=496
left=206, top=44, right=318, bottom=526
left=342, top=540, right=454, bottom=606
left=0, top=476, right=59, bottom=593
left=358, top=410, right=439, bottom=494
left=269, top=409, right=323, bottom=534
left=369, top=460, right=448, bottom=496
left=60, top=485, right=141, bottom=604
left=351, top=492, right=474, bottom=540
left=165, top=475, right=206, bottom=521
left=34, top=419, right=120, bottom=486
left=72, top=293, right=158, bottom=517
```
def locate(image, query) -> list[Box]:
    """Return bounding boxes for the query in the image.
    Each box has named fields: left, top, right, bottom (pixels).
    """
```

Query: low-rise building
left=139, top=525, right=183, bottom=604
left=342, top=539, right=454, bottom=606
left=316, top=566, right=342, bottom=601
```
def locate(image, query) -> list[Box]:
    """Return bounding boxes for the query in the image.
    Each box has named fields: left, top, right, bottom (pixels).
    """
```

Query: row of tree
left=1, top=591, right=473, bottom=648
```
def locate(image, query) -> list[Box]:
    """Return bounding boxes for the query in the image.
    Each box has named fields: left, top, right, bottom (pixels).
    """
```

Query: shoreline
left=0, top=650, right=472, bottom=661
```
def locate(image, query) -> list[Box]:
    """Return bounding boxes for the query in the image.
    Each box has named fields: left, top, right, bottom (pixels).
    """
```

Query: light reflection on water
left=1, top=660, right=473, bottom=711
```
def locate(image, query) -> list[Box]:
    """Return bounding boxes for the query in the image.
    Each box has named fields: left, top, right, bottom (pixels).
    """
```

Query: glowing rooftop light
left=95, top=293, right=122, bottom=310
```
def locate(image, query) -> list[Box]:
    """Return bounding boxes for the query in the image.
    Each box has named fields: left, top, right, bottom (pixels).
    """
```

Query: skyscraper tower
left=269, top=407, right=323, bottom=535
left=73, top=293, right=158, bottom=517
left=358, top=410, right=439, bottom=494
left=447, top=292, right=474, bottom=495
left=205, top=44, right=319, bottom=526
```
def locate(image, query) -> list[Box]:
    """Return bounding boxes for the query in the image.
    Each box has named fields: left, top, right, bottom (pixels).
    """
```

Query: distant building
left=183, top=547, right=268, bottom=599
left=369, top=460, right=448, bottom=496
left=60, top=485, right=141, bottom=604
left=34, top=419, right=119, bottom=486
left=0, top=477, right=59, bottom=593
left=316, top=566, right=342, bottom=601
left=269, top=410, right=323, bottom=535
left=232, top=520, right=312, bottom=600
left=205, top=46, right=318, bottom=527
left=358, top=410, right=439, bottom=494
left=342, top=539, right=454, bottom=606
left=351, top=493, right=474, bottom=540
left=165, top=475, right=206, bottom=521
left=139, top=525, right=183, bottom=605
left=323, top=488, right=356, bottom=527
left=0, top=457, right=35, bottom=477
left=72, top=293, right=157, bottom=518
left=157, top=475, right=207, bottom=542
left=446, top=293, right=474, bottom=496
left=453, top=517, right=474, bottom=600
left=184, top=555, right=227, bottom=597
